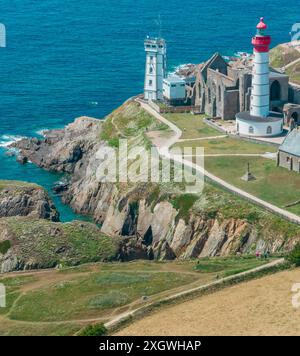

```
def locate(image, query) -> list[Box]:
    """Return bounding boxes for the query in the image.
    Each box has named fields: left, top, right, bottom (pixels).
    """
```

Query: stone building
left=278, top=129, right=300, bottom=172
left=187, top=52, right=295, bottom=121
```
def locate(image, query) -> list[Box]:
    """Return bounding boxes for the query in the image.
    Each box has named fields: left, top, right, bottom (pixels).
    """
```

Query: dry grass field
left=116, top=268, right=300, bottom=336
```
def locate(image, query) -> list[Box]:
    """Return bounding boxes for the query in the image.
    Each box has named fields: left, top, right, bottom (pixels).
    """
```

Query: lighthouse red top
left=252, top=17, right=271, bottom=53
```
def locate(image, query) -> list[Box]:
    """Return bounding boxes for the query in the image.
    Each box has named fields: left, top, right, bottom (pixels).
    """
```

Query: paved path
left=178, top=135, right=227, bottom=142
left=184, top=153, right=268, bottom=157
left=107, top=258, right=285, bottom=331
left=282, top=56, right=300, bottom=71
left=136, top=99, right=300, bottom=226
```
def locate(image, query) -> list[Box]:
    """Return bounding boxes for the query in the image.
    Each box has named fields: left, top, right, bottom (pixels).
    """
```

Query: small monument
left=241, top=163, right=256, bottom=181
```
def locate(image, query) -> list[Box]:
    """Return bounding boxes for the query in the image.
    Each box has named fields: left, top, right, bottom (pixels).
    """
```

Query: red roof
left=257, top=17, right=267, bottom=30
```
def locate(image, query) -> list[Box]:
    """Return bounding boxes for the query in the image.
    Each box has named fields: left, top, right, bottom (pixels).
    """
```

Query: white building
left=163, top=75, right=186, bottom=104
left=144, top=37, right=166, bottom=101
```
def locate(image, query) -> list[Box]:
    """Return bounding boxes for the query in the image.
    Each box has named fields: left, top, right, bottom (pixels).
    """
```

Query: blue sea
left=0, top=0, right=298, bottom=221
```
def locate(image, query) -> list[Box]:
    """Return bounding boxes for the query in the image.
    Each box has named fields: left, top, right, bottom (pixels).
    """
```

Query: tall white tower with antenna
left=144, top=37, right=166, bottom=101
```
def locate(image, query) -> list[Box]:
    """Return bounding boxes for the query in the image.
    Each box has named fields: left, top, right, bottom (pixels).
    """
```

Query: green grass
left=101, top=101, right=168, bottom=146
left=205, top=156, right=300, bottom=216
left=270, top=44, right=300, bottom=68
left=0, top=180, right=40, bottom=191
left=1, top=217, right=119, bottom=268
left=286, top=61, right=300, bottom=85
left=170, top=194, right=199, bottom=223
left=0, top=275, right=39, bottom=316
left=0, top=319, right=83, bottom=336
left=8, top=271, right=197, bottom=322
left=173, top=137, right=277, bottom=154
left=194, top=255, right=276, bottom=277
left=165, top=113, right=221, bottom=139
left=0, top=257, right=289, bottom=335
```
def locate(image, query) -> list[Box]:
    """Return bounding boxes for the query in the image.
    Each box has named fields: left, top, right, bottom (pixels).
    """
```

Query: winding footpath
left=137, top=98, right=300, bottom=226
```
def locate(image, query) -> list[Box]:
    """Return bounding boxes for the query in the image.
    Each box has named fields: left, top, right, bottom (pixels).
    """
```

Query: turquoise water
left=0, top=0, right=298, bottom=221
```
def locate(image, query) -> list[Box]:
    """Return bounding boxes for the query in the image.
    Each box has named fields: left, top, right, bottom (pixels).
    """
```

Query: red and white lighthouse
left=236, top=18, right=283, bottom=137
left=250, top=17, right=271, bottom=118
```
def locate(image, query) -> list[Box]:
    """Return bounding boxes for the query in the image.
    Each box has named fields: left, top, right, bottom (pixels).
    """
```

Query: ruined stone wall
left=223, top=90, right=240, bottom=120
left=278, top=151, right=300, bottom=172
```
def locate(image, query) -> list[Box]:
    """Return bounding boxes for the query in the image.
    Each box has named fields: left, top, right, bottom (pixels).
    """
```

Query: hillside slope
left=270, top=42, right=300, bottom=68
left=0, top=217, right=119, bottom=273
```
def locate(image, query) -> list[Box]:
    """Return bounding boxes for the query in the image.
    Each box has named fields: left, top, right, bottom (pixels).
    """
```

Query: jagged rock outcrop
left=0, top=180, right=59, bottom=221
left=10, top=103, right=300, bottom=260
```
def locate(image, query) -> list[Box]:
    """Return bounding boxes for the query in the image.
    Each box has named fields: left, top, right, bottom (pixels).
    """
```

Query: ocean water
left=0, top=0, right=299, bottom=221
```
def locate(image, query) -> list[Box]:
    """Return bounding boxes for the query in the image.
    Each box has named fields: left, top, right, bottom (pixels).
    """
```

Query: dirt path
left=115, top=267, right=300, bottom=336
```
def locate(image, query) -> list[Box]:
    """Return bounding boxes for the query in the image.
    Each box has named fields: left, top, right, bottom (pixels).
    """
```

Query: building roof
left=269, top=70, right=289, bottom=79
left=257, top=17, right=267, bottom=30
left=279, top=129, right=300, bottom=156
left=164, top=75, right=185, bottom=84
left=236, top=111, right=283, bottom=123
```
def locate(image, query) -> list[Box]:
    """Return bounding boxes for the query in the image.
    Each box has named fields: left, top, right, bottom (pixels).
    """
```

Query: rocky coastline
left=7, top=101, right=300, bottom=265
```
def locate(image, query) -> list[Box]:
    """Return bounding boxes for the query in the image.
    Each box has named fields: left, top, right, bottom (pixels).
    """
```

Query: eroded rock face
left=0, top=182, right=59, bottom=222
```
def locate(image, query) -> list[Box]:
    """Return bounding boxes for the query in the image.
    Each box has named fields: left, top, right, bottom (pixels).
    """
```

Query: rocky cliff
left=11, top=101, right=300, bottom=260
left=0, top=180, right=59, bottom=221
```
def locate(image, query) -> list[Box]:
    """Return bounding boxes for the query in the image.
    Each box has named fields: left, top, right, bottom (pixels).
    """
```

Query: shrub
left=288, top=244, right=300, bottom=266
left=0, top=240, right=11, bottom=255
left=79, top=323, right=107, bottom=336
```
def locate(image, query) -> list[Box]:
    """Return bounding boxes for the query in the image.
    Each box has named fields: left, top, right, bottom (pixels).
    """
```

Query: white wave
left=88, top=101, right=99, bottom=107
left=0, top=134, right=23, bottom=148
left=36, top=129, right=48, bottom=137
left=170, top=63, right=195, bottom=75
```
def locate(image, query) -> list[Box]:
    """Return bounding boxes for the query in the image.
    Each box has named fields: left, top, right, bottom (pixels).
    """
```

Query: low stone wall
left=148, top=100, right=200, bottom=114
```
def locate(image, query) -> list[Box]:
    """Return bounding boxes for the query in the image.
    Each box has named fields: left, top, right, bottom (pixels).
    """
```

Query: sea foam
left=0, top=134, right=23, bottom=148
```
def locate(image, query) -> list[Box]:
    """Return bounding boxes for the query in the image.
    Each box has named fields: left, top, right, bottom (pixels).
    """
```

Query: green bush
left=0, top=240, right=11, bottom=255
left=79, top=323, right=107, bottom=336
left=288, top=244, right=300, bottom=266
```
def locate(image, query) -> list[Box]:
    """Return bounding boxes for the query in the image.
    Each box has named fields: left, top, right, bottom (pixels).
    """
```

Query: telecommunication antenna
left=155, top=14, right=162, bottom=38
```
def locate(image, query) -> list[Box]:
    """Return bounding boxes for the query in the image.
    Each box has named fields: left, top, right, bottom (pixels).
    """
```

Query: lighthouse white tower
left=250, top=18, right=271, bottom=118
left=236, top=18, right=283, bottom=137
left=144, top=37, right=166, bottom=101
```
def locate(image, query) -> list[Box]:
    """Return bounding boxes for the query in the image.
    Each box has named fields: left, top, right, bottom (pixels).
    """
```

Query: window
left=266, top=126, right=272, bottom=134
left=286, top=156, right=290, bottom=162
left=249, top=126, right=254, bottom=134
left=181, top=84, right=185, bottom=87
left=149, top=80, right=153, bottom=86
left=171, top=84, right=176, bottom=87
left=208, top=88, right=211, bottom=104
left=218, top=86, right=222, bottom=102
left=150, top=56, right=153, bottom=61
left=149, top=67, right=153, bottom=74
left=270, top=80, right=281, bottom=101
